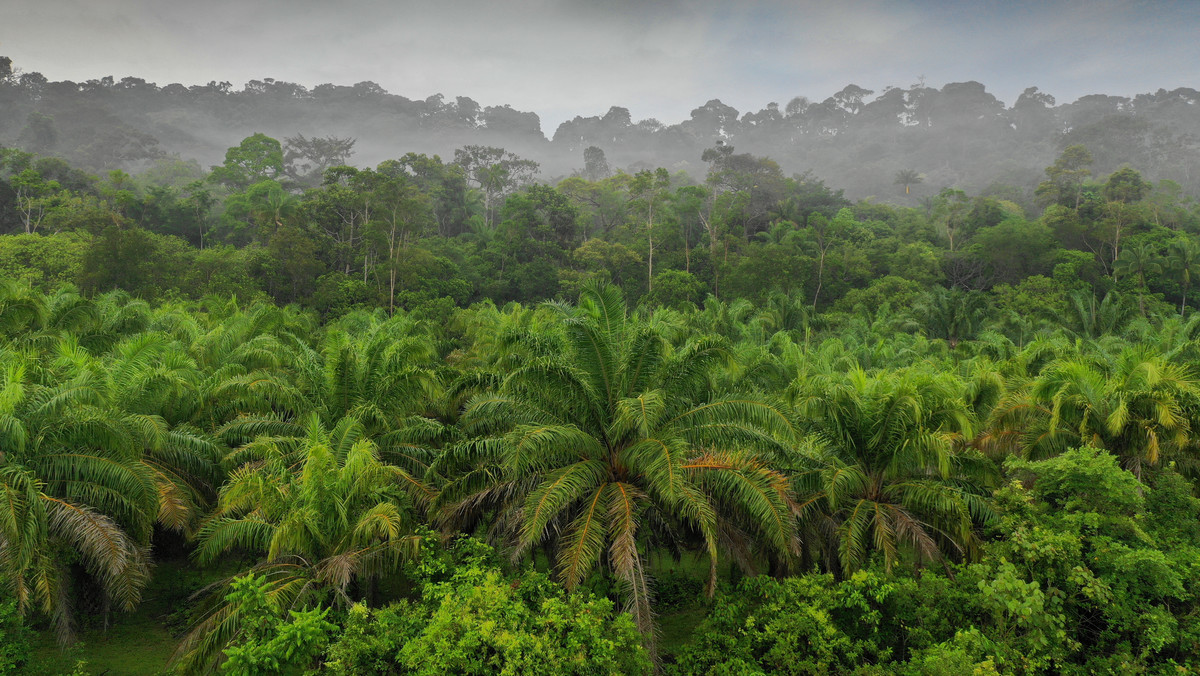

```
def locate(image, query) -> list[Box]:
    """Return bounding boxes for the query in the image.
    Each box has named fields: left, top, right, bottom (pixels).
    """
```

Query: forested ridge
left=3, top=57, right=1200, bottom=675
left=2, top=56, right=1200, bottom=198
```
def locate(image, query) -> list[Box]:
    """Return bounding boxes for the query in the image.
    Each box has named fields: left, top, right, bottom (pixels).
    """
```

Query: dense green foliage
left=3, top=128, right=1199, bottom=326
left=675, top=448, right=1200, bottom=674
left=324, top=537, right=650, bottom=676
left=2, top=131, right=1200, bottom=674
left=436, top=282, right=796, bottom=642
left=0, top=600, right=30, bottom=674
left=218, top=573, right=338, bottom=676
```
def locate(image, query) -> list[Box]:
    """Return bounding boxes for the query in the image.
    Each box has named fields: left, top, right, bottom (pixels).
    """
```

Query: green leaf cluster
left=323, top=538, right=650, bottom=676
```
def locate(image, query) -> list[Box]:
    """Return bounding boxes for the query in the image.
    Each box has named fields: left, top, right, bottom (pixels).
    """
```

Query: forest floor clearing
left=31, top=559, right=220, bottom=676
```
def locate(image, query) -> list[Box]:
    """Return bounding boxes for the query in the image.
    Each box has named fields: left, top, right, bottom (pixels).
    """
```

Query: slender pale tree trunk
left=812, top=248, right=826, bottom=311
left=647, top=202, right=654, bottom=292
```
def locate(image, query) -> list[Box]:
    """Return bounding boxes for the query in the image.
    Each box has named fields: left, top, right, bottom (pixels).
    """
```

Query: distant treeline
left=2, top=55, right=1199, bottom=198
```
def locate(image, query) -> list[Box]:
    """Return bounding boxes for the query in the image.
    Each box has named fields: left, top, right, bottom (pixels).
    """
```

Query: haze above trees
left=2, top=58, right=1198, bottom=200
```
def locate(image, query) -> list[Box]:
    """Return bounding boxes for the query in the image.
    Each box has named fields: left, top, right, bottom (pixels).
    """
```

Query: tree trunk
left=388, top=222, right=399, bottom=314
left=647, top=230, right=654, bottom=292
left=367, top=575, right=379, bottom=607
left=812, top=249, right=826, bottom=311
left=1138, top=273, right=1147, bottom=317
left=707, top=554, right=718, bottom=598
left=646, top=201, right=655, bottom=292
left=767, top=551, right=787, bottom=579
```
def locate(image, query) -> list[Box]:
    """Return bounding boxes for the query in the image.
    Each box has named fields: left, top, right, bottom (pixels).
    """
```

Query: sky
left=4, top=0, right=1199, bottom=134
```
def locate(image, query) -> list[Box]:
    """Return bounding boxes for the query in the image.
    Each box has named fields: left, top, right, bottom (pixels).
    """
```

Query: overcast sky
left=5, top=0, right=1198, bottom=133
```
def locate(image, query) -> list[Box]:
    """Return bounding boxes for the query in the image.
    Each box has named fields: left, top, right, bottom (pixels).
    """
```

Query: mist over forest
left=2, top=55, right=1198, bottom=201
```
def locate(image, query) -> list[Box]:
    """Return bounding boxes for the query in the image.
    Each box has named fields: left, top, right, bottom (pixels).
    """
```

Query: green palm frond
left=611, top=391, right=668, bottom=440
left=33, top=451, right=157, bottom=538
left=670, top=396, right=797, bottom=444
left=449, top=281, right=828, bottom=643
left=194, top=517, right=276, bottom=565
left=44, top=496, right=148, bottom=611
left=518, top=460, right=608, bottom=555
left=838, top=499, right=875, bottom=574
left=556, top=483, right=611, bottom=589
left=506, top=424, right=604, bottom=475
left=216, top=414, right=306, bottom=448
left=460, top=393, right=565, bottom=435
left=688, top=452, right=796, bottom=556
left=606, top=482, right=654, bottom=635
left=621, top=329, right=666, bottom=397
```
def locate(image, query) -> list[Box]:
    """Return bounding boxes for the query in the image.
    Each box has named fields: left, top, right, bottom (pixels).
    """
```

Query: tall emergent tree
left=283, top=134, right=356, bottom=186
left=894, top=168, right=922, bottom=195
left=1035, top=144, right=1093, bottom=210
left=629, top=168, right=671, bottom=292
left=209, top=133, right=285, bottom=192
left=453, top=145, right=539, bottom=229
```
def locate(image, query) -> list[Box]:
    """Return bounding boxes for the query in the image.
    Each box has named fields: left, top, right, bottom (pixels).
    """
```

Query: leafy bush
left=220, top=573, right=338, bottom=676
left=653, top=570, right=705, bottom=612
left=0, top=600, right=30, bottom=675
left=668, top=569, right=918, bottom=675
left=322, top=537, right=650, bottom=675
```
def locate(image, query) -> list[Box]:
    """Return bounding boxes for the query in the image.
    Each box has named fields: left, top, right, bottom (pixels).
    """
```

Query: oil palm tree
left=1168, top=237, right=1200, bottom=313
left=0, top=463, right=149, bottom=644
left=433, top=282, right=798, bottom=639
left=175, top=414, right=429, bottom=674
left=747, top=289, right=810, bottom=345
left=788, top=367, right=995, bottom=576
left=188, top=300, right=316, bottom=374
left=0, top=288, right=225, bottom=640
left=212, top=311, right=444, bottom=479
left=51, top=330, right=221, bottom=534
left=1066, top=289, right=1136, bottom=340
left=894, top=168, right=923, bottom=195
left=687, top=294, right=756, bottom=343
left=910, top=286, right=989, bottom=350
left=1113, top=242, right=1163, bottom=316
left=988, top=347, right=1199, bottom=477
left=0, top=353, right=154, bottom=641
left=309, top=312, right=440, bottom=430
left=75, top=290, right=156, bottom=355
left=0, top=279, right=48, bottom=340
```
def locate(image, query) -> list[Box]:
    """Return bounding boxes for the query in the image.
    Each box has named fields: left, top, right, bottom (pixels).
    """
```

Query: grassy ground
left=32, top=617, right=177, bottom=676
left=648, top=550, right=724, bottom=660
left=30, top=560, right=219, bottom=676
left=657, top=602, right=709, bottom=657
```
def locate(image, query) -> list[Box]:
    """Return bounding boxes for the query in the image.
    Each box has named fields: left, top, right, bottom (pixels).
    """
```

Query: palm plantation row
left=2, top=279, right=1200, bottom=672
